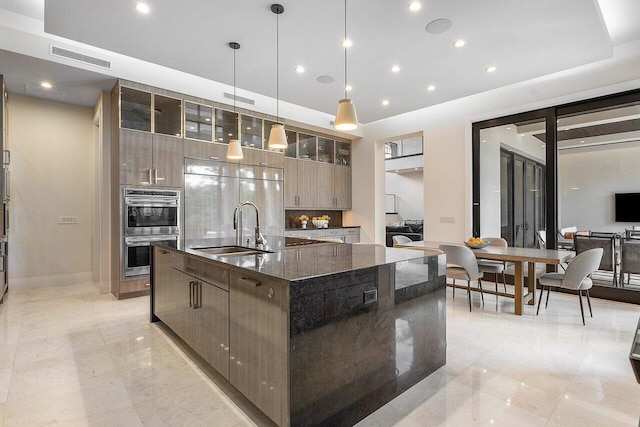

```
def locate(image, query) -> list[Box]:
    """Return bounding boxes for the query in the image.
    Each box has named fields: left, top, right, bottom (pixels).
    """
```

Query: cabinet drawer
left=326, top=229, right=344, bottom=236
left=195, top=259, right=229, bottom=291
left=344, top=228, right=360, bottom=235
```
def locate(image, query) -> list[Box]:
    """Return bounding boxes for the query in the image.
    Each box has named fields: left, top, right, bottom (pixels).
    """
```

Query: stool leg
left=467, top=280, right=472, bottom=312
left=478, top=279, right=484, bottom=305
left=545, top=286, right=551, bottom=308
left=536, top=285, right=544, bottom=315
left=452, top=279, right=455, bottom=299
left=586, top=289, right=593, bottom=317
left=578, top=290, right=585, bottom=326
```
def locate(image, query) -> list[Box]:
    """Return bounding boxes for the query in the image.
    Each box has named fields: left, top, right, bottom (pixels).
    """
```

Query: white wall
left=559, top=141, right=640, bottom=232
left=354, top=40, right=640, bottom=244
left=385, top=171, right=424, bottom=222
left=8, top=94, right=94, bottom=289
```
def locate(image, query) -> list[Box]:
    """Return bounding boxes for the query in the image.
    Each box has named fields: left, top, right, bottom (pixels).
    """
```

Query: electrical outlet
left=57, top=216, right=78, bottom=224
left=439, top=217, right=455, bottom=224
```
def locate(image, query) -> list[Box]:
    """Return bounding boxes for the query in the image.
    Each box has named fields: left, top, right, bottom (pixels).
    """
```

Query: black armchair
left=385, top=225, right=423, bottom=247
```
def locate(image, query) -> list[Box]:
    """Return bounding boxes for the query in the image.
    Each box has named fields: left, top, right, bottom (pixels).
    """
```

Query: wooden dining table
left=395, top=240, right=575, bottom=315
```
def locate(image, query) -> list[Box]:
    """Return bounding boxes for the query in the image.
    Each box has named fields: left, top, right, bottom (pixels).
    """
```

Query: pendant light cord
left=344, top=0, right=347, bottom=99
left=276, top=11, right=280, bottom=122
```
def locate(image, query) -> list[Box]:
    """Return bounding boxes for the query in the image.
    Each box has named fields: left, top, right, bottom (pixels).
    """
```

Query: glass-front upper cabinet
left=285, top=129, right=297, bottom=158
left=184, top=101, right=213, bottom=141
left=154, top=95, right=182, bottom=136
left=121, top=87, right=151, bottom=132
left=215, top=109, right=238, bottom=144
left=317, top=137, right=335, bottom=163
left=241, top=115, right=263, bottom=149
left=298, top=133, right=317, bottom=160
left=335, top=141, right=351, bottom=165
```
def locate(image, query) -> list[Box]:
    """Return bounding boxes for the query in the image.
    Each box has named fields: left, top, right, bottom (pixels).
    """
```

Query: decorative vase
left=301, top=220, right=307, bottom=229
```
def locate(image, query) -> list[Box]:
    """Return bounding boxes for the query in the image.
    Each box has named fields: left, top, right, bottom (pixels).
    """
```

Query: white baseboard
left=9, top=271, right=94, bottom=291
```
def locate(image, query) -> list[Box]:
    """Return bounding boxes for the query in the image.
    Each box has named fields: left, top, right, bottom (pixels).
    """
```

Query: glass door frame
left=473, top=87, right=640, bottom=251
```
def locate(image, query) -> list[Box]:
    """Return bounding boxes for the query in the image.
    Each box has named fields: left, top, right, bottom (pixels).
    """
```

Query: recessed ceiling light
left=40, top=81, right=52, bottom=89
left=246, top=127, right=251, bottom=130
left=295, top=65, right=305, bottom=73
left=382, top=100, right=389, bottom=106
left=342, top=39, right=352, bottom=48
left=136, top=2, right=150, bottom=14
left=189, top=126, right=195, bottom=130
left=486, top=65, right=497, bottom=72
left=481, top=139, right=487, bottom=143
left=506, top=127, right=512, bottom=130
left=427, top=85, right=435, bottom=91
left=408, top=2, right=421, bottom=12
left=228, top=133, right=233, bottom=136
left=454, top=39, right=465, bottom=48
left=345, top=85, right=353, bottom=92
left=205, top=118, right=211, bottom=122
left=580, top=140, right=585, bottom=143
left=391, top=65, right=400, bottom=73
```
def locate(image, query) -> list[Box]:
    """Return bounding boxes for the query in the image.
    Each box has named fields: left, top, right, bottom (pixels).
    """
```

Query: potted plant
left=300, top=215, right=308, bottom=229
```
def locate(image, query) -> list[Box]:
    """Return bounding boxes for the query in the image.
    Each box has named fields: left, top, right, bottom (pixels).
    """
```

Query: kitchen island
left=151, top=237, right=446, bottom=426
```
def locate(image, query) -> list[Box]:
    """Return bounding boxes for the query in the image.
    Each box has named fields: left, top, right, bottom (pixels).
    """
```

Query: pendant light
left=334, top=0, right=358, bottom=131
left=227, top=41, right=244, bottom=159
left=267, top=4, right=288, bottom=150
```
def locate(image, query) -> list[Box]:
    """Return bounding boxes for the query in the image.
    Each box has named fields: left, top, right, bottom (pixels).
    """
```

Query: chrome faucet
left=233, top=201, right=266, bottom=246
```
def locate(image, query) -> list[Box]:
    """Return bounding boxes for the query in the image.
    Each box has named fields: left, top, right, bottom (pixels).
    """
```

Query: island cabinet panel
left=196, top=279, right=230, bottom=379
left=229, top=272, right=289, bottom=427
left=152, top=247, right=230, bottom=378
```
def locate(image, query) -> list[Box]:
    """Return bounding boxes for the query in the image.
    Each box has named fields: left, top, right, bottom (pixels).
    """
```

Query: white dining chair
left=439, top=244, right=484, bottom=311
left=476, top=237, right=509, bottom=297
left=536, top=248, right=603, bottom=325
left=392, top=235, right=413, bottom=247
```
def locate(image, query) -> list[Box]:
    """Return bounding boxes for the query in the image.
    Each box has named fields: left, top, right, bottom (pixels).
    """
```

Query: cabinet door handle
left=154, top=169, right=158, bottom=184
left=148, top=168, right=153, bottom=185
left=193, top=281, right=202, bottom=309
left=189, top=281, right=196, bottom=308
left=3, top=150, right=9, bottom=166
left=238, top=277, right=262, bottom=287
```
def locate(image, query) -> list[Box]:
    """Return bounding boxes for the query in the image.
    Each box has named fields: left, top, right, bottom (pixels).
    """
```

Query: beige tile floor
left=0, top=282, right=639, bottom=426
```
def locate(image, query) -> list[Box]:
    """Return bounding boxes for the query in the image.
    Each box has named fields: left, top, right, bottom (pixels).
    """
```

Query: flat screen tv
left=615, top=193, right=640, bottom=222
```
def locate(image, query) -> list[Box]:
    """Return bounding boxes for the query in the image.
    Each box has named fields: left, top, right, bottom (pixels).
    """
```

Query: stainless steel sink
left=191, top=246, right=269, bottom=256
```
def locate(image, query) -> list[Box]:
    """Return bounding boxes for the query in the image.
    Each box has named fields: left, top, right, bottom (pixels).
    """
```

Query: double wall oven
left=122, top=188, right=179, bottom=277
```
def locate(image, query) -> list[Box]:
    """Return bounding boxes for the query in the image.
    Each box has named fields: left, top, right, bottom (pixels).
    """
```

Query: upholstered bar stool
left=439, top=244, right=484, bottom=312
left=537, top=248, right=603, bottom=325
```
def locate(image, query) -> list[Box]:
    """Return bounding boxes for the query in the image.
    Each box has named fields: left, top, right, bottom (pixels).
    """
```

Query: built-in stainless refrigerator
left=0, top=75, right=9, bottom=304
left=183, top=158, right=284, bottom=243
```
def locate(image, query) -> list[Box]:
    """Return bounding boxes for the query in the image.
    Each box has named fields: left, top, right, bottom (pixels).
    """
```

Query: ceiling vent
left=50, top=45, right=112, bottom=70
left=25, top=84, right=65, bottom=102
left=223, top=92, right=255, bottom=106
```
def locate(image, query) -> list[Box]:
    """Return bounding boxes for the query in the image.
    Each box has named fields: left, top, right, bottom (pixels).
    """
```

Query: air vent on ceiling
left=50, top=45, right=112, bottom=70
left=329, top=120, right=335, bottom=126
left=25, top=84, right=65, bottom=101
left=223, top=92, right=255, bottom=106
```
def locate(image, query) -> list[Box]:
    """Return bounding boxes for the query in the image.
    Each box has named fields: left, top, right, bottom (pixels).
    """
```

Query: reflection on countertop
left=179, top=235, right=439, bottom=282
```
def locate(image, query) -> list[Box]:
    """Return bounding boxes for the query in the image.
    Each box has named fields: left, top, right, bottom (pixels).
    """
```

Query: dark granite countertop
left=155, top=235, right=438, bottom=282
left=285, top=225, right=361, bottom=231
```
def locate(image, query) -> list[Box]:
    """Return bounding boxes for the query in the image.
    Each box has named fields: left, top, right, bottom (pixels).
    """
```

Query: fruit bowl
left=465, top=241, right=489, bottom=249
